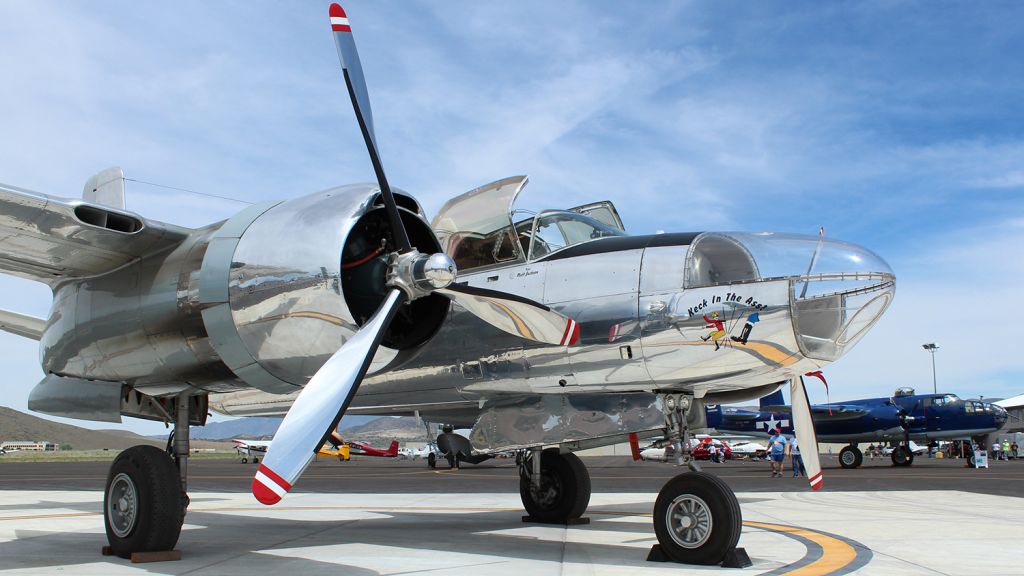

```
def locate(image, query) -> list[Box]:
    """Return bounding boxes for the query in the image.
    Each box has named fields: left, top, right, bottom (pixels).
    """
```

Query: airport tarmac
left=1, top=456, right=1022, bottom=575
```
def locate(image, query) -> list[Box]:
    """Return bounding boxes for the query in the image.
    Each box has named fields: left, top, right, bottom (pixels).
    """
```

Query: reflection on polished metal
left=469, top=393, right=665, bottom=452
left=420, top=253, right=457, bottom=288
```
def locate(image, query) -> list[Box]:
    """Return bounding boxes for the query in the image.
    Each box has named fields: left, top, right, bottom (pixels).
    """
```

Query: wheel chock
left=521, top=516, right=590, bottom=525
left=646, top=545, right=752, bottom=568
left=131, top=550, right=181, bottom=563
left=721, top=548, right=752, bottom=568
left=100, top=547, right=182, bottom=563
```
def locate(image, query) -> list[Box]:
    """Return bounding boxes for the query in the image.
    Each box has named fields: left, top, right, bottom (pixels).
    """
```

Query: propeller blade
left=253, top=288, right=405, bottom=505
left=790, top=376, right=823, bottom=491
left=437, top=284, right=580, bottom=346
left=328, top=3, right=411, bottom=253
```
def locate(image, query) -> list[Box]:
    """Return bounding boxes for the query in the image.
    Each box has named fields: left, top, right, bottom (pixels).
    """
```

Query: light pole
left=922, top=343, right=939, bottom=394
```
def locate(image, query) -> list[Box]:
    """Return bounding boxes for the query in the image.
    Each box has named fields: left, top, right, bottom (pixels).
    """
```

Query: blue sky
left=1, top=2, right=1022, bottom=435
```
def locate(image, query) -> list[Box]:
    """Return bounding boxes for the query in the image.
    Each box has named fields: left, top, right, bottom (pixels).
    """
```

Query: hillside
left=0, top=407, right=228, bottom=451
left=340, top=416, right=426, bottom=447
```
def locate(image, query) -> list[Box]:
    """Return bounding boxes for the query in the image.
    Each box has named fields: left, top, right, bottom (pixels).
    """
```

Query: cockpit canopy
left=431, top=175, right=625, bottom=273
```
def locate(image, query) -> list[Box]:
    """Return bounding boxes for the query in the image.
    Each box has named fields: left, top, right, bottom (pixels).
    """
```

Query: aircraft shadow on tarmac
left=3, top=503, right=794, bottom=574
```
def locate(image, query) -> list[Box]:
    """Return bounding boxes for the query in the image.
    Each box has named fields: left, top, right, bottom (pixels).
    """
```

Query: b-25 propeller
left=252, top=4, right=580, bottom=505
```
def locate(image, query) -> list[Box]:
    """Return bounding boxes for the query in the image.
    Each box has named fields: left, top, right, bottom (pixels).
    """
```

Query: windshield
left=519, top=210, right=626, bottom=260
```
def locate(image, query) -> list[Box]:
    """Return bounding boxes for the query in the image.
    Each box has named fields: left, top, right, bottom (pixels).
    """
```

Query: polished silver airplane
left=0, top=4, right=896, bottom=566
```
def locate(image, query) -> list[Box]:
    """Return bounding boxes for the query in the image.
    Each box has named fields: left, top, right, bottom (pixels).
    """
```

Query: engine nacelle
left=199, top=184, right=449, bottom=393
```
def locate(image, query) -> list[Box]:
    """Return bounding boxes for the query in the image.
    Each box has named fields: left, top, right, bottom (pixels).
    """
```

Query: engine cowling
left=200, top=184, right=449, bottom=392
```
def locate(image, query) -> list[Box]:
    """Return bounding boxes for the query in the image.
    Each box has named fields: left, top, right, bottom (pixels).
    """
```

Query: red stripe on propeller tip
left=560, top=319, right=579, bottom=346
left=329, top=3, right=351, bottom=32
left=252, top=478, right=282, bottom=505
left=809, top=473, right=823, bottom=491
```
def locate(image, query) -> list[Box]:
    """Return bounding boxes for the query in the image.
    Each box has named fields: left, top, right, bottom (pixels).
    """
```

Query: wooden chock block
left=100, top=546, right=114, bottom=556
left=130, top=550, right=182, bottom=563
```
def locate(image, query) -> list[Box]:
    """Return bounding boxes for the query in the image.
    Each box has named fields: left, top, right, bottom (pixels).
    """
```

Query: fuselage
left=31, top=183, right=896, bottom=435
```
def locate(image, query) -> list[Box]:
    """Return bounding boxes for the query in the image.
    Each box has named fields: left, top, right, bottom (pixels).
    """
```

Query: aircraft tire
left=891, top=446, right=914, bottom=467
left=241, top=457, right=247, bottom=464
left=103, top=445, right=184, bottom=559
left=427, top=452, right=436, bottom=468
left=839, top=445, right=862, bottom=469
left=653, top=471, right=742, bottom=565
left=519, top=448, right=591, bottom=522
left=253, top=457, right=259, bottom=464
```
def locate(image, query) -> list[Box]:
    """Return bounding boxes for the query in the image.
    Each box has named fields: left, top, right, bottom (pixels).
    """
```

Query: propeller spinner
left=253, top=4, right=580, bottom=505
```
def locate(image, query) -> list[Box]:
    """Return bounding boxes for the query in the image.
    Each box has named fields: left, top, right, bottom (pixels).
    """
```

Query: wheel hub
left=666, top=494, right=713, bottom=549
left=532, top=471, right=563, bottom=509
left=107, top=472, right=138, bottom=538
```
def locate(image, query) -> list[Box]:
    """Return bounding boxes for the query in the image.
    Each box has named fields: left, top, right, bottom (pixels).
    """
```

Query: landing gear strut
left=518, top=447, right=591, bottom=523
left=103, top=393, right=192, bottom=559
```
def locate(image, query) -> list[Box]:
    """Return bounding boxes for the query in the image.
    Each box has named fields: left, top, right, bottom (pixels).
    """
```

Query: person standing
left=1002, top=439, right=1011, bottom=461
left=992, top=440, right=1001, bottom=461
left=790, top=435, right=806, bottom=477
left=769, top=429, right=787, bottom=477
left=1012, top=441, right=1019, bottom=459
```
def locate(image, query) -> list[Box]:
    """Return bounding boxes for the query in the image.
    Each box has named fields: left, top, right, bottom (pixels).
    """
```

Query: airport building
left=0, top=441, right=60, bottom=452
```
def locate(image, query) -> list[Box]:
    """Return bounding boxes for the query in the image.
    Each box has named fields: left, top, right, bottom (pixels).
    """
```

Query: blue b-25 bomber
left=708, top=387, right=1008, bottom=468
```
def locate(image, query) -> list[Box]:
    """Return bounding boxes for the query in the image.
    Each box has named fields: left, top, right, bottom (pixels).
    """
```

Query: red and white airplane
left=328, top=431, right=399, bottom=458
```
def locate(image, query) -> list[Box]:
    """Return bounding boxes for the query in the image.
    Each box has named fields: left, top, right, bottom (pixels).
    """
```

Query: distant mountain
left=189, top=414, right=384, bottom=440
left=345, top=416, right=420, bottom=434
left=0, top=407, right=159, bottom=451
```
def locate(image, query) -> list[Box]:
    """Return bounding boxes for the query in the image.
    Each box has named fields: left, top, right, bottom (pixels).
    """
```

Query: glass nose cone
left=685, top=232, right=896, bottom=361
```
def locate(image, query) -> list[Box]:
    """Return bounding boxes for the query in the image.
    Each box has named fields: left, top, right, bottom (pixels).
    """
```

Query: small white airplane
left=881, top=440, right=927, bottom=456
left=729, top=441, right=768, bottom=458
left=398, top=446, right=432, bottom=459
left=232, top=439, right=271, bottom=464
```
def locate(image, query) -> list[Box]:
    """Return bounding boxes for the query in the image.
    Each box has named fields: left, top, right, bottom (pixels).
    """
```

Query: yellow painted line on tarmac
left=745, top=520, right=858, bottom=576
left=0, top=511, right=100, bottom=521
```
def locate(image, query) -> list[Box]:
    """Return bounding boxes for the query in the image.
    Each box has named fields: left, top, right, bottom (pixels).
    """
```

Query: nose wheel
left=653, top=472, right=742, bottom=565
left=891, top=445, right=914, bottom=467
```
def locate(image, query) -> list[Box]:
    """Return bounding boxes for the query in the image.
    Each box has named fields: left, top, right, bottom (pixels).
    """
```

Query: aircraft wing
left=808, top=404, right=869, bottom=421
left=0, top=183, right=192, bottom=287
left=758, top=403, right=869, bottom=421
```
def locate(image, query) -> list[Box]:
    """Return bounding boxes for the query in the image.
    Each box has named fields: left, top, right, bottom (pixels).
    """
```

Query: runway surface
left=2, top=454, right=1022, bottom=496
left=2, top=456, right=1022, bottom=575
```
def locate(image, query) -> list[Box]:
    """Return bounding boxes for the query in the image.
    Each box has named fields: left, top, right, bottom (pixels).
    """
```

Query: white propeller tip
left=253, top=464, right=292, bottom=505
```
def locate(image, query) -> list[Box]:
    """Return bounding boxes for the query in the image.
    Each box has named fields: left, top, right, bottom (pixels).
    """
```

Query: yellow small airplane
left=316, top=443, right=351, bottom=462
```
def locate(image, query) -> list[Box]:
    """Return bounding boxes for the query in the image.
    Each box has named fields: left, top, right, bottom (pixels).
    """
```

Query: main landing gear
left=103, top=394, right=192, bottom=559
left=518, top=448, right=591, bottom=523
left=839, top=444, right=863, bottom=469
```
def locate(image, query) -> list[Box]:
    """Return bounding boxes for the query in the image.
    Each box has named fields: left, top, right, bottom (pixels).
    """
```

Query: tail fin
left=387, top=440, right=399, bottom=456
left=704, top=404, right=724, bottom=429
left=760, top=388, right=786, bottom=409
